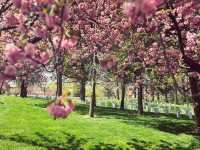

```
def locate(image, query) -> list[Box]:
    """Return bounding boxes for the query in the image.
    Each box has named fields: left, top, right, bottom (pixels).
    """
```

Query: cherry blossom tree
left=68, top=0, right=129, bottom=117
left=0, top=0, right=77, bottom=98
left=123, top=0, right=200, bottom=131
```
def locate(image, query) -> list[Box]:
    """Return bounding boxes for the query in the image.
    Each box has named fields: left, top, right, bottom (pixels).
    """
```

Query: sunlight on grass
left=0, top=96, right=199, bottom=150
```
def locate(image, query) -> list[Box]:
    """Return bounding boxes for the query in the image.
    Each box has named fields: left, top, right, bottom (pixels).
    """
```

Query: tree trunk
left=145, top=85, right=148, bottom=101
left=138, top=84, right=144, bottom=114
left=0, top=81, right=3, bottom=95
left=20, top=80, right=28, bottom=98
left=89, top=53, right=97, bottom=117
left=151, top=91, right=155, bottom=102
left=89, top=69, right=96, bottom=117
left=165, top=93, right=168, bottom=103
left=189, top=76, right=200, bottom=131
left=80, top=79, right=86, bottom=101
left=120, top=78, right=126, bottom=110
left=175, top=89, right=179, bottom=104
left=56, top=73, right=63, bottom=97
left=157, top=92, right=160, bottom=101
left=116, top=79, right=120, bottom=100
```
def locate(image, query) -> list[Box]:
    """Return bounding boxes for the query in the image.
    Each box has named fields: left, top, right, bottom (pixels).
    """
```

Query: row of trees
left=0, top=0, right=200, bottom=131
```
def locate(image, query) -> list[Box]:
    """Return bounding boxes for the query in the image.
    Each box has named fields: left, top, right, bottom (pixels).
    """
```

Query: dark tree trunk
left=145, top=85, right=148, bottom=101
left=175, top=89, right=179, bottom=104
left=165, top=93, right=168, bottom=103
left=157, top=92, right=160, bottom=101
left=138, top=84, right=144, bottom=114
left=151, top=91, right=155, bottom=102
left=89, top=69, right=96, bottom=117
left=0, top=81, right=3, bottom=95
left=20, top=80, right=28, bottom=98
left=116, top=79, right=120, bottom=100
left=56, top=73, right=63, bottom=97
left=120, top=78, right=126, bottom=110
left=189, top=76, right=200, bottom=131
left=80, top=79, right=86, bottom=101
left=89, top=53, right=97, bottom=118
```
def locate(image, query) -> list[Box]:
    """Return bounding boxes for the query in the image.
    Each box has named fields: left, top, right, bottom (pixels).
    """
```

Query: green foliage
left=0, top=96, right=199, bottom=150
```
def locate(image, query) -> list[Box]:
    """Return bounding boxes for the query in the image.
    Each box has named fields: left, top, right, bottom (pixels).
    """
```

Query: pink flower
left=4, top=65, right=17, bottom=76
left=12, top=0, right=21, bottom=8
left=21, top=0, right=30, bottom=14
left=5, top=13, right=19, bottom=27
left=100, top=58, right=117, bottom=71
left=35, top=26, right=48, bottom=38
left=53, top=36, right=60, bottom=48
left=78, top=3, right=88, bottom=11
left=40, top=52, right=50, bottom=64
left=36, top=0, right=53, bottom=4
left=61, top=37, right=78, bottom=49
left=63, top=6, right=70, bottom=21
left=0, top=74, right=6, bottom=81
left=24, top=43, right=36, bottom=57
left=15, top=63, right=23, bottom=69
left=137, top=27, right=145, bottom=33
left=141, top=0, right=159, bottom=15
left=45, top=15, right=56, bottom=28
left=123, top=2, right=138, bottom=23
left=192, top=16, right=200, bottom=26
left=5, top=44, right=23, bottom=64
left=123, top=0, right=163, bottom=23
left=47, top=101, right=75, bottom=119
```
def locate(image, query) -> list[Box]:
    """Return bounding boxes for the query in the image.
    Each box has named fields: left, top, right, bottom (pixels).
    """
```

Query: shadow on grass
left=75, top=104, right=196, bottom=135
left=0, top=132, right=127, bottom=150
left=0, top=132, right=86, bottom=150
left=127, top=138, right=200, bottom=150
left=34, top=102, right=198, bottom=135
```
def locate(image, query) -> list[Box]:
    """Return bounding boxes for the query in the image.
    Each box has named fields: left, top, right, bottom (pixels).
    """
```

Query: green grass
left=0, top=96, right=199, bottom=150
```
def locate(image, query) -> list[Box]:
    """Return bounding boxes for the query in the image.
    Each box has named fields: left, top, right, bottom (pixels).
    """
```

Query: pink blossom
left=78, top=3, right=88, bottom=11
left=100, top=58, right=117, bottom=71
left=34, top=27, right=48, bottom=38
left=4, top=65, right=17, bottom=76
left=5, top=44, right=23, bottom=64
left=45, top=15, right=56, bottom=28
left=40, top=52, right=50, bottom=64
left=12, top=0, right=21, bottom=8
left=24, top=43, right=36, bottom=57
left=47, top=101, right=75, bottom=119
left=137, top=27, right=145, bottom=33
left=52, top=36, right=59, bottom=48
left=21, top=0, right=30, bottom=14
left=141, top=0, right=158, bottom=15
left=15, top=63, right=23, bottom=69
left=63, top=6, right=70, bottom=21
left=123, top=2, right=138, bottom=23
left=5, top=13, right=19, bottom=27
left=61, top=37, right=78, bottom=49
left=36, top=0, right=53, bottom=4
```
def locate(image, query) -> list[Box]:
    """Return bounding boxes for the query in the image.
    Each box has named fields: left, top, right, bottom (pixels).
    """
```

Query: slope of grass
left=0, top=96, right=199, bottom=150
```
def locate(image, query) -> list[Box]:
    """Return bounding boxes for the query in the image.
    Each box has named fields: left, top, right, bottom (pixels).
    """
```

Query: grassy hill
left=0, top=96, right=199, bottom=150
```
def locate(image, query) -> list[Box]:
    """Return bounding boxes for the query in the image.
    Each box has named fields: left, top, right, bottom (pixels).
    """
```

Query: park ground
left=0, top=96, right=200, bottom=150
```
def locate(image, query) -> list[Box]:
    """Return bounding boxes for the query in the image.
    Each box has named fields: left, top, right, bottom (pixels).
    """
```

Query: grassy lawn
left=0, top=96, right=199, bottom=150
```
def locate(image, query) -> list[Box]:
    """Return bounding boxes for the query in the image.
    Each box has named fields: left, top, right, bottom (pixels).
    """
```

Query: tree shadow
left=0, top=132, right=87, bottom=150
left=90, top=142, right=124, bottom=150
left=33, top=102, right=197, bottom=135
left=75, top=105, right=196, bottom=135
left=127, top=138, right=200, bottom=150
